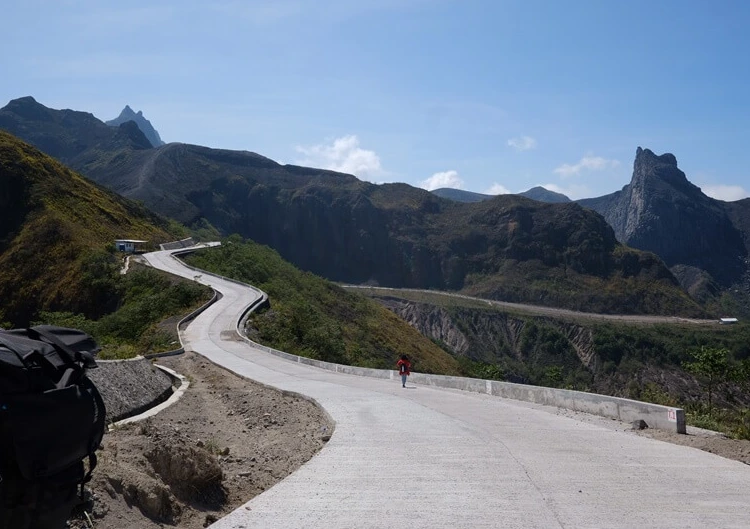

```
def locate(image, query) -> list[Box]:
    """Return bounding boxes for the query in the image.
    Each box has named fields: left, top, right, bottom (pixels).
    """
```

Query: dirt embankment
left=70, top=352, right=333, bottom=529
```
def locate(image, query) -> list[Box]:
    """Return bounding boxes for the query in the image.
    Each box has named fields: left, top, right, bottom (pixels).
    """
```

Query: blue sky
left=2, top=0, right=749, bottom=200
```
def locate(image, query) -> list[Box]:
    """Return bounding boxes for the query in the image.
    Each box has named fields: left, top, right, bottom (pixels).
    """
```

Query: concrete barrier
left=144, top=287, right=221, bottom=359
left=410, top=372, right=685, bottom=433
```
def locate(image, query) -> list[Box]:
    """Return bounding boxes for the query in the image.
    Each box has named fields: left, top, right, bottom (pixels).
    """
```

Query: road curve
left=145, top=248, right=750, bottom=529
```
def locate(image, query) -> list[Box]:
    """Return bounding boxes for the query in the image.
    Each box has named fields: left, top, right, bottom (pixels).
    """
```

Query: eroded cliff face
left=378, top=298, right=471, bottom=356
left=377, top=298, right=597, bottom=370
left=561, top=324, right=597, bottom=371
left=580, top=148, right=747, bottom=289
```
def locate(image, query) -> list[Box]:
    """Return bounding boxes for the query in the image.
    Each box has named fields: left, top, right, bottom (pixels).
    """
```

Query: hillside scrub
left=182, top=236, right=462, bottom=375
left=0, top=130, right=184, bottom=325
left=38, top=261, right=211, bottom=359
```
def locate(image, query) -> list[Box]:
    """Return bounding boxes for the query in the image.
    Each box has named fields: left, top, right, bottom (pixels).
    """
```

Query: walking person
left=397, top=355, right=411, bottom=388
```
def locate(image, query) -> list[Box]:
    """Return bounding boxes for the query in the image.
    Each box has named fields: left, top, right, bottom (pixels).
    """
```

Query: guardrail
left=169, top=244, right=686, bottom=434
left=144, top=287, right=221, bottom=360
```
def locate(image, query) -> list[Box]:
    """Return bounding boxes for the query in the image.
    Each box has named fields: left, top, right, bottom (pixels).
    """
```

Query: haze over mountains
left=1, top=96, right=748, bottom=316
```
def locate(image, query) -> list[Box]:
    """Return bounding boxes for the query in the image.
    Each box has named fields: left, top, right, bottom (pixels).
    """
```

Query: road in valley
left=145, top=248, right=750, bottom=529
left=344, top=285, right=718, bottom=325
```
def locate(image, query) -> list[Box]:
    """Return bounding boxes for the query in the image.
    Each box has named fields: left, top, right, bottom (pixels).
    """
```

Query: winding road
left=145, top=247, right=750, bottom=529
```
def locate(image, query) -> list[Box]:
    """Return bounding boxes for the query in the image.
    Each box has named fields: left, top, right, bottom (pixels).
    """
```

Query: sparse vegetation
left=683, top=346, right=734, bottom=414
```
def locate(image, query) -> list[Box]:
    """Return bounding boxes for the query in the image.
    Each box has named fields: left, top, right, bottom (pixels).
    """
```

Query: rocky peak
left=120, top=105, right=144, bottom=118
left=106, top=105, right=164, bottom=147
left=580, top=146, right=746, bottom=289
left=635, top=147, right=677, bottom=167
left=630, top=147, right=699, bottom=198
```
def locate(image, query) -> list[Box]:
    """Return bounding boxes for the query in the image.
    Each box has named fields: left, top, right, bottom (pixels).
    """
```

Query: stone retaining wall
left=88, top=357, right=174, bottom=424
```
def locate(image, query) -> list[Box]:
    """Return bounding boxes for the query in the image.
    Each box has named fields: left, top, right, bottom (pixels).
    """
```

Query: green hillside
left=183, top=237, right=463, bottom=375
left=0, top=130, right=184, bottom=325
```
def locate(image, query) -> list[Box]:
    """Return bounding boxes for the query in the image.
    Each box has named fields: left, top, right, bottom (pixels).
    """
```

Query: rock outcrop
left=579, top=148, right=748, bottom=289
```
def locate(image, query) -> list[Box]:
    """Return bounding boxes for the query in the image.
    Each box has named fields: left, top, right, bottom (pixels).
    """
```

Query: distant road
left=344, top=285, right=719, bottom=325
left=142, top=247, right=750, bottom=528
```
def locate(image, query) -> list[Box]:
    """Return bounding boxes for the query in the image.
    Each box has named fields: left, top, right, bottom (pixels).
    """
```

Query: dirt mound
left=146, top=444, right=224, bottom=504
left=69, top=352, right=333, bottom=529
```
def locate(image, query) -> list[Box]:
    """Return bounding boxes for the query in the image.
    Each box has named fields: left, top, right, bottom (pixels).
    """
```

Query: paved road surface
left=145, top=248, right=750, bottom=529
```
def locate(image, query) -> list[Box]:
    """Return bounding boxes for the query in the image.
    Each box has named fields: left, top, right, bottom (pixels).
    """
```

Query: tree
left=683, top=346, right=732, bottom=414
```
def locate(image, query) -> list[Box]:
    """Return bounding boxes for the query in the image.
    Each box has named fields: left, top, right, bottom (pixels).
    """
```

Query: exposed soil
left=635, top=427, right=750, bottom=466
left=555, top=407, right=750, bottom=466
left=70, top=352, right=333, bottom=529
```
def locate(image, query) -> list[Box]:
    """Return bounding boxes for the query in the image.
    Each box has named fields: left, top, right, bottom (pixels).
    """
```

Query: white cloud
left=554, top=156, right=619, bottom=178
left=539, top=183, right=591, bottom=200
left=419, top=170, right=464, bottom=191
left=700, top=184, right=750, bottom=202
left=485, top=183, right=511, bottom=195
left=507, top=136, right=537, bottom=151
left=296, top=135, right=382, bottom=179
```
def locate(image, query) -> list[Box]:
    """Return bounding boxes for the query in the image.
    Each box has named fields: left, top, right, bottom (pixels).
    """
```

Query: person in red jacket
left=397, top=355, right=411, bottom=388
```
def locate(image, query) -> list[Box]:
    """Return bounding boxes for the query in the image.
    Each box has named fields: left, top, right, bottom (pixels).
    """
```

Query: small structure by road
left=114, top=239, right=148, bottom=253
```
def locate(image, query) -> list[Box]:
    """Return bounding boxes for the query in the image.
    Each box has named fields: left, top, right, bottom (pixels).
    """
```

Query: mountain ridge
left=431, top=185, right=571, bottom=204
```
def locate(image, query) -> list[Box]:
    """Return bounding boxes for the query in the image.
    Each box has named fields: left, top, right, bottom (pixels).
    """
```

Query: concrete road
left=145, top=249, right=750, bottom=529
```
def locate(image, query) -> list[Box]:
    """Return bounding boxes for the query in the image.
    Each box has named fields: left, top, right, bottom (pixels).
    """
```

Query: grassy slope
left=0, top=130, right=184, bottom=325
left=183, top=237, right=462, bottom=375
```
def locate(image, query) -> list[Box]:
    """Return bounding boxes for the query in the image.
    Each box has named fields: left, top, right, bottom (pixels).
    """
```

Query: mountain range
left=1, top=96, right=747, bottom=316
left=432, top=186, right=571, bottom=204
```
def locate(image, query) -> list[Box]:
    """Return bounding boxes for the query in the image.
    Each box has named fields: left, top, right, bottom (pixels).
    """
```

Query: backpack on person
left=0, top=325, right=106, bottom=529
